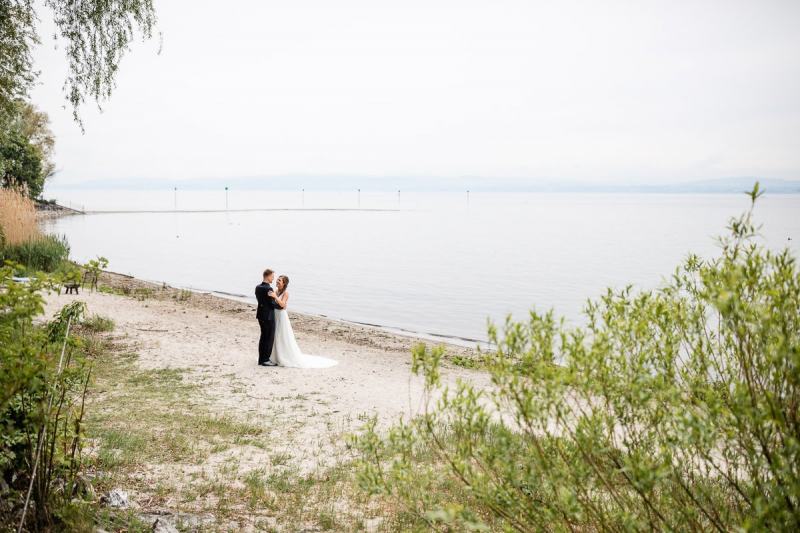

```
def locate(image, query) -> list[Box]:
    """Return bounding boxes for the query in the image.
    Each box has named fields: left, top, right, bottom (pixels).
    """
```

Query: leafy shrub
left=1, top=233, right=70, bottom=272
left=353, top=185, right=800, bottom=531
left=0, top=264, right=94, bottom=529
left=83, top=256, right=108, bottom=274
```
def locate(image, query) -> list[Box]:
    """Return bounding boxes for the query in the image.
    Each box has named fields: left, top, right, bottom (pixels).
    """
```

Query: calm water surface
left=44, top=190, right=800, bottom=343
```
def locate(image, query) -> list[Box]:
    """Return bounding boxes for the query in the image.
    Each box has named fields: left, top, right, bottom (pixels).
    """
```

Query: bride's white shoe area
left=271, top=310, right=338, bottom=368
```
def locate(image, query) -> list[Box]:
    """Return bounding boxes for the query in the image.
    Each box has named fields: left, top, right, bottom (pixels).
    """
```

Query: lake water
left=43, top=190, right=800, bottom=343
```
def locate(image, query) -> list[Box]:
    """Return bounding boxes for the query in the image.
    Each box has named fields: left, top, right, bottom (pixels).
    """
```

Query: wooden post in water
left=225, top=186, right=229, bottom=210
left=398, top=189, right=401, bottom=208
left=358, top=189, right=361, bottom=209
left=174, top=187, right=177, bottom=210
left=302, top=188, right=305, bottom=208
left=467, top=190, right=470, bottom=206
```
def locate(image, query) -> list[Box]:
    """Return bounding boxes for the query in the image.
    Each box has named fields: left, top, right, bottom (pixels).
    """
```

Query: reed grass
left=1, top=234, right=70, bottom=272
left=0, top=188, right=40, bottom=246
left=1, top=188, right=70, bottom=271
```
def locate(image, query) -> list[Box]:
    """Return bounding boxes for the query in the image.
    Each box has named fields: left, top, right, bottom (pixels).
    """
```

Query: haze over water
left=45, top=190, right=800, bottom=343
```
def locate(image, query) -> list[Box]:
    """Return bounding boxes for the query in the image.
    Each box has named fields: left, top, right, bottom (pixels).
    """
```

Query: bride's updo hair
left=277, top=275, right=290, bottom=296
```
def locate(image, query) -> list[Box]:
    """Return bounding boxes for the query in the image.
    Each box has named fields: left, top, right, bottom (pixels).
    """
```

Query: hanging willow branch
left=0, top=0, right=158, bottom=127
left=45, top=0, right=158, bottom=127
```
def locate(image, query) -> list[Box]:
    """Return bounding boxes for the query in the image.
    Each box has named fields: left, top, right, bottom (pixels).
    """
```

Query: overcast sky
left=31, top=0, right=800, bottom=188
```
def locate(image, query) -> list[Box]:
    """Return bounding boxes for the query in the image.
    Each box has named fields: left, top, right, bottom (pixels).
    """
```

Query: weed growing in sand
left=270, top=452, right=292, bottom=466
left=175, top=289, right=192, bottom=302
left=80, top=314, right=115, bottom=333
left=449, top=353, right=482, bottom=369
left=97, top=284, right=154, bottom=301
left=98, top=285, right=126, bottom=296
left=131, top=287, right=154, bottom=300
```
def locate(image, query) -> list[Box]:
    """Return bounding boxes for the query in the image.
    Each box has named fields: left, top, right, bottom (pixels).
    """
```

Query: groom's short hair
left=263, top=268, right=274, bottom=278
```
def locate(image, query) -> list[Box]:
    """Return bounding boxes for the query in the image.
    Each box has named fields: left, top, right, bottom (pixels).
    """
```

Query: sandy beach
left=43, top=271, right=488, bottom=473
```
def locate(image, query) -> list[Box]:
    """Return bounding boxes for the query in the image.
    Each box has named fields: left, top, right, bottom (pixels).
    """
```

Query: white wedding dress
left=271, top=308, right=338, bottom=368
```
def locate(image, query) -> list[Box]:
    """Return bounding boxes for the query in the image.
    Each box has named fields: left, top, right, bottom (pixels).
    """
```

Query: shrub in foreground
left=353, top=186, right=799, bottom=531
left=0, top=265, right=94, bottom=530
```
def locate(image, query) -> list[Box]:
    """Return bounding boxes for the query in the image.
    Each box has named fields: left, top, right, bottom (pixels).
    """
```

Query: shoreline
left=83, top=208, right=402, bottom=214
left=102, top=269, right=486, bottom=350
left=36, top=207, right=484, bottom=351
left=95, top=269, right=480, bottom=357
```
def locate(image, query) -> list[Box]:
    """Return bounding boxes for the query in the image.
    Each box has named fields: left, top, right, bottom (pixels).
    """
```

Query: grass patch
left=82, top=331, right=403, bottom=530
left=97, top=284, right=155, bottom=301
left=450, top=354, right=482, bottom=369
left=175, top=289, right=192, bottom=302
left=271, top=452, right=292, bottom=466
left=98, top=284, right=126, bottom=296
left=81, top=313, right=115, bottom=333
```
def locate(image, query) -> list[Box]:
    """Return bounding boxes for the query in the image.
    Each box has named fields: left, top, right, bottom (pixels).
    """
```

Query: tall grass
left=1, top=188, right=70, bottom=271
left=2, top=234, right=71, bottom=272
left=0, top=188, right=39, bottom=246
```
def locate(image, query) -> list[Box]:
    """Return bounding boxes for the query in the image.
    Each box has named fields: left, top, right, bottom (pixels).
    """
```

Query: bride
left=269, top=275, right=338, bottom=368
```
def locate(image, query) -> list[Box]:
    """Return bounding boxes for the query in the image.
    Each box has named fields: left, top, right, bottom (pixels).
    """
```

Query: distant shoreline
left=82, top=207, right=402, bottom=214
left=42, top=177, right=800, bottom=195
left=34, top=200, right=84, bottom=219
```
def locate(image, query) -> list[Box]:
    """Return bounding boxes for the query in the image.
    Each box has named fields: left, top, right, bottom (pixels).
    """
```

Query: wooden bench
left=60, top=270, right=99, bottom=295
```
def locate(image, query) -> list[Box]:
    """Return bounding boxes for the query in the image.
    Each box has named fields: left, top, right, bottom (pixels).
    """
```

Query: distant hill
left=48, top=176, right=800, bottom=194
left=635, top=177, right=800, bottom=194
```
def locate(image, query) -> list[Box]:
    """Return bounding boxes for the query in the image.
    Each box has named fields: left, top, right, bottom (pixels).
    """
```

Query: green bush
left=1, top=233, right=70, bottom=272
left=353, top=185, right=800, bottom=531
left=0, top=264, right=93, bottom=529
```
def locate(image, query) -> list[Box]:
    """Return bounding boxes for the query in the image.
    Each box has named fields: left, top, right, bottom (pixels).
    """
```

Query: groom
left=255, top=268, right=280, bottom=367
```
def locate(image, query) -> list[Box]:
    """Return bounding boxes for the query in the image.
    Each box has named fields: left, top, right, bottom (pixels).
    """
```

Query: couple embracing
left=255, top=268, right=337, bottom=368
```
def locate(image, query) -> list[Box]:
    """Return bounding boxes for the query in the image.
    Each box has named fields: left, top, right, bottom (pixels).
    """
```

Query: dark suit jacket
left=255, top=282, right=279, bottom=321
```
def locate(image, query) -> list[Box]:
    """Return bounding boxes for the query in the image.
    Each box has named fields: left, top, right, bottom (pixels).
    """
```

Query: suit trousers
left=258, top=318, right=276, bottom=364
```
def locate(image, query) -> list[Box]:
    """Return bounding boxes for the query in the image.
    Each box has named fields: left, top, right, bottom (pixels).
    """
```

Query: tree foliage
left=13, top=100, right=56, bottom=179
left=0, top=0, right=157, bottom=125
left=0, top=0, right=37, bottom=117
left=0, top=127, right=42, bottom=196
left=1, top=101, right=57, bottom=197
left=353, top=184, right=800, bottom=531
